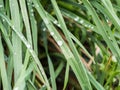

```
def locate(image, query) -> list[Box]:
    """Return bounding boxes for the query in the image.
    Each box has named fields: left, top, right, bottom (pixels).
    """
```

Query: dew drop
left=50, top=32, right=54, bottom=36
left=12, top=26, right=15, bottom=30
left=44, top=18, right=49, bottom=25
left=39, top=67, right=43, bottom=72
left=57, top=41, right=63, bottom=46
left=91, top=26, right=94, bottom=29
left=112, top=56, right=117, bottom=62
left=27, top=44, right=31, bottom=49
left=106, top=19, right=109, bottom=23
left=27, top=3, right=30, bottom=5
left=80, top=20, right=84, bottom=24
left=41, top=71, right=45, bottom=76
left=88, top=25, right=91, bottom=28
left=31, top=9, right=33, bottom=13
left=85, top=24, right=87, bottom=27
left=21, top=36, right=24, bottom=39
left=42, top=85, right=46, bottom=88
left=43, top=28, right=46, bottom=31
left=58, top=24, right=61, bottom=27
left=36, top=4, right=39, bottom=8
left=32, top=4, right=35, bottom=7
left=53, top=20, right=58, bottom=24
left=0, top=5, right=3, bottom=8
left=14, top=87, right=19, bottom=90
left=31, top=13, right=34, bottom=16
left=74, top=17, right=79, bottom=21
left=14, top=52, right=17, bottom=55
left=2, top=19, right=5, bottom=22
left=29, top=49, right=33, bottom=53
left=108, top=37, right=111, bottom=40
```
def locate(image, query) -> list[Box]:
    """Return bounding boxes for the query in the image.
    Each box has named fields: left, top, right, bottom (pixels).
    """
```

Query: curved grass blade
left=80, top=0, right=120, bottom=63
left=0, top=13, right=50, bottom=89
left=47, top=12, right=94, bottom=60
left=50, top=0, right=92, bottom=89
left=33, top=0, right=92, bottom=89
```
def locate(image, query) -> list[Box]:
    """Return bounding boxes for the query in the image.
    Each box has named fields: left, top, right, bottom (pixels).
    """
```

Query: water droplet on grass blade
left=88, top=25, right=91, bottom=28
left=36, top=4, right=39, bottom=8
left=29, top=49, right=33, bottom=53
left=106, top=19, right=109, bottom=23
left=50, top=32, right=54, bottom=36
left=27, top=44, right=31, bottom=49
left=12, top=26, right=15, bottom=30
left=41, top=71, right=45, bottom=76
left=112, top=56, right=117, bottom=62
left=85, top=24, right=88, bottom=27
left=31, top=9, right=33, bottom=13
left=74, top=17, right=79, bottom=21
left=27, top=3, right=30, bottom=5
left=108, top=37, right=110, bottom=39
left=31, top=13, right=34, bottom=16
left=80, top=20, right=84, bottom=24
left=53, top=20, right=58, bottom=24
left=21, top=36, right=24, bottom=39
left=14, top=87, right=18, bottom=90
left=57, top=41, right=63, bottom=46
left=58, top=24, right=61, bottom=27
left=2, top=19, right=5, bottom=22
left=14, top=52, right=17, bottom=55
left=43, top=28, right=46, bottom=31
left=44, top=18, right=49, bottom=25
left=91, top=26, right=94, bottom=29
left=32, top=4, right=35, bottom=7
left=0, top=5, right=3, bottom=8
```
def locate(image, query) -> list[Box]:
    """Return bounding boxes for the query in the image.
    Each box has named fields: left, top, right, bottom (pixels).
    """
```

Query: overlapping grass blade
left=0, top=35, right=11, bottom=90
left=27, top=0, right=38, bottom=54
left=1, top=0, right=120, bottom=89
left=19, top=0, right=32, bottom=45
left=0, top=13, right=50, bottom=89
left=101, top=0, right=120, bottom=32
left=81, top=0, right=120, bottom=63
left=0, top=21, right=13, bottom=84
left=43, top=28, right=57, bottom=90
left=50, top=0, right=92, bottom=89
left=47, top=12, right=94, bottom=60
left=9, top=0, right=23, bottom=84
left=31, top=0, right=93, bottom=89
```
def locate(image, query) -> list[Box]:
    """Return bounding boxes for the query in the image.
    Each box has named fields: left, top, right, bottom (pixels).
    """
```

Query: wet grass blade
left=80, top=0, right=120, bottom=63
left=27, top=0, right=38, bottom=54
left=47, top=55, right=57, bottom=90
left=0, top=13, right=50, bottom=89
left=0, top=35, right=11, bottom=90
left=50, top=0, right=92, bottom=89
left=63, top=63, right=69, bottom=90
left=9, top=0, right=23, bottom=84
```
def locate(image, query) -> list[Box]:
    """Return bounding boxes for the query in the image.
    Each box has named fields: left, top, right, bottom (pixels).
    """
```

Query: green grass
left=0, top=0, right=120, bottom=90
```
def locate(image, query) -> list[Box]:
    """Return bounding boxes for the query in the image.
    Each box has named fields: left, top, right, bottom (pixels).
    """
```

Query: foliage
left=0, top=0, right=120, bottom=90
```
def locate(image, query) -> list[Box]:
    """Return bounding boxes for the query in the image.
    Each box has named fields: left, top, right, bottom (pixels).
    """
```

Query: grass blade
left=0, top=34, right=11, bottom=90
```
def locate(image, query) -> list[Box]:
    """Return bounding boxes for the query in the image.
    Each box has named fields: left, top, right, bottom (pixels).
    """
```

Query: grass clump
left=0, top=0, right=120, bottom=90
